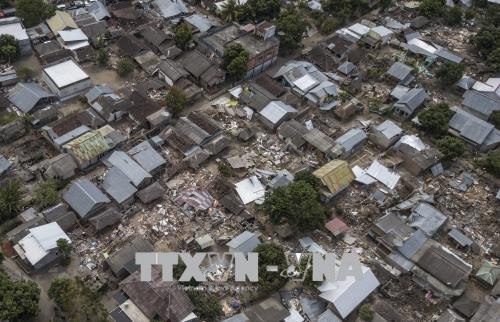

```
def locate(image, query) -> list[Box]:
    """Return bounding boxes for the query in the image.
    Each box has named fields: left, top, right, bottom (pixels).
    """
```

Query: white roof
left=18, top=222, right=71, bottom=265
left=30, top=222, right=70, bottom=250
left=0, top=17, right=29, bottom=41
left=284, top=310, right=304, bottom=322
left=318, top=265, right=380, bottom=318
left=408, top=38, right=437, bottom=55
left=293, top=74, right=319, bottom=92
left=59, top=28, right=88, bottom=42
left=348, top=23, right=370, bottom=36
left=235, top=176, right=265, bottom=204
left=370, top=25, right=393, bottom=37
left=44, top=60, right=89, bottom=88
left=397, top=134, right=426, bottom=151
left=366, top=160, right=400, bottom=190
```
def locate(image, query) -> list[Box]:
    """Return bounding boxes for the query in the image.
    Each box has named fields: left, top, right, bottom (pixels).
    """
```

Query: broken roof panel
left=235, top=176, right=265, bottom=204
left=409, top=202, right=447, bottom=237
left=175, top=188, right=213, bottom=211
left=366, top=160, right=400, bottom=190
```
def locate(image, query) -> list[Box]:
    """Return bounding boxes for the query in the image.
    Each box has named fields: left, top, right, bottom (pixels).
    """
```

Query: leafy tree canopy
left=255, top=243, right=288, bottom=296
left=187, top=292, right=222, bottom=322
left=419, top=103, right=454, bottom=137
left=260, top=180, right=327, bottom=231
left=165, top=86, right=187, bottom=115
left=223, top=43, right=249, bottom=81
left=473, top=27, right=500, bottom=57
left=444, top=6, right=463, bottom=26
left=0, top=35, right=19, bottom=63
left=481, top=149, right=500, bottom=177
left=490, top=110, right=500, bottom=129
left=174, top=24, right=192, bottom=50
left=244, top=0, right=281, bottom=21
left=116, top=58, right=134, bottom=77
left=276, top=9, right=308, bottom=52
left=0, top=179, right=23, bottom=225
left=436, top=62, right=464, bottom=86
left=33, top=180, right=59, bottom=210
left=419, top=0, right=446, bottom=17
left=0, top=270, right=40, bottom=321
left=436, top=136, right=467, bottom=163
left=16, top=0, right=55, bottom=28
left=487, top=48, right=500, bottom=73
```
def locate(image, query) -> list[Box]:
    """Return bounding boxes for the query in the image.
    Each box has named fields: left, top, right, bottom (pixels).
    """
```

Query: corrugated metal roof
left=226, top=231, right=261, bottom=252
left=387, top=62, right=412, bottom=81
left=154, top=0, right=188, bottom=18
left=462, top=90, right=500, bottom=118
left=335, top=128, right=367, bottom=152
left=375, top=120, right=403, bottom=140
left=46, top=10, right=78, bottom=35
left=128, top=141, right=166, bottom=173
left=259, top=101, right=297, bottom=125
left=59, top=28, right=88, bottom=42
left=409, top=202, right=447, bottom=237
left=88, top=0, right=111, bottom=21
left=313, top=160, right=354, bottom=194
left=63, top=130, right=109, bottom=164
left=43, top=60, right=89, bottom=88
left=105, top=151, right=152, bottom=187
left=0, top=17, right=29, bottom=41
left=366, top=160, right=400, bottom=189
left=8, top=82, right=55, bottom=113
left=102, top=167, right=137, bottom=204
left=449, top=108, right=494, bottom=145
left=63, top=179, right=110, bottom=218
left=184, top=14, right=217, bottom=32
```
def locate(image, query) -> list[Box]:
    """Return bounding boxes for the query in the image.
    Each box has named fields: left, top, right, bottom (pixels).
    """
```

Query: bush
left=116, top=58, right=134, bottom=77
left=187, top=292, right=222, bottom=322
left=218, top=163, right=233, bottom=177
left=165, top=86, right=187, bottom=115
left=33, top=180, right=59, bottom=210
left=419, top=103, right=454, bottom=137
left=482, top=149, right=500, bottom=177
left=321, top=17, right=342, bottom=34
left=358, top=304, right=374, bottom=321
left=255, top=243, right=288, bottom=296
left=16, top=0, right=55, bottom=28
left=419, top=0, right=445, bottom=17
left=0, top=179, right=23, bottom=225
left=465, top=8, right=476, bottom=20
left=435, top=62, right=464, bottom=86
left=444, top=6, right=463, bottom=26
left=0, top=35, right=19, bottom=63
left=16, top=67, right=33, bottom=81
left=436, top=136, right=467, bottom=162
left=490, top=110, right=500, bottom=129
left=174, top=24, right=192, bottom=50
left=95, top=48, right=108, bottom=66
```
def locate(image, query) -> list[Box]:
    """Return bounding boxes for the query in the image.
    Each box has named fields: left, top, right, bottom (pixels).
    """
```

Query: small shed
left=325, top=218, right=349, bottom=237
left=313, top=160, right=355, bottom=195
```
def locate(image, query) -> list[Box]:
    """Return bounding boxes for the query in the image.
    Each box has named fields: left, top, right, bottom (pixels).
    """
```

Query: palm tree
left=220, top=0, right=239, bottom=22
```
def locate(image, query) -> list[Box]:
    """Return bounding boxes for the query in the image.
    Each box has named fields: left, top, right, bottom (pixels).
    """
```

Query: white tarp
left=235, top=176, right=265, bottom=204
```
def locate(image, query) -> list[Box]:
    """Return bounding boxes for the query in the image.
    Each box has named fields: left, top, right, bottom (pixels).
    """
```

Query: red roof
left=325, top=217, right=349, bottom=236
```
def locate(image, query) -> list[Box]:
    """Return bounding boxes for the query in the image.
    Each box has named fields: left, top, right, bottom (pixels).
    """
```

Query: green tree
left=0, top=270, right=40, bottom=321
left=116, top=58, right=134, bottom=77
left=223, top=43, right=249, bottom=81
left=48, top=277, right=107, bottom=321
left=165, top=86, right=187, bottom=115
left=220, top=0, right=240, bottom=22
left=0, top=35, right=19, bottom=63
left=277, top=9, right=308, bottom=52
left=255, top=243, right=288, bottom=296
left=435, top=62, right=464, bottom=86
left=482, top=149, right=500, bottom=177
left=174, top=24, right=192, bottom=50
left=34, top=180, right=59, bottom=210
left=48, top=277, right=76, bottom=312
left=260, top=180, right=327, bottom=231
left=444, top=6, right=463, bottom=26
left=95, top=48, right=109, bottom=66
left=465, top=8, right=476, bottom=20
left=227, top=55, right=248, bottom=80
left=16, top=66, right=33, bottom=81
left=419, top=0, right=445, bottom=17
left=0, top=179, right=23, bottom=224
left=16, top=0, right=55, bottom=28
left=321, top=17, right=343, bottom=34
left=490, top=110, right=500, bottom=129
left=436, top=136, right=466, bottom=162
left=487, top=48, right=500, bottom=73
left=57, top=238, right=72, bottom=266
left=187, top=292, right=222, bottom=322
left=294, top=170, right=321, bottom=191
left=245, top=0, right=281, bottom=20
left=473, top=27, right=500, bottom=57
left=418, top=103, right=454, bottom=137
left=358, top=304, right=374, bottom=321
